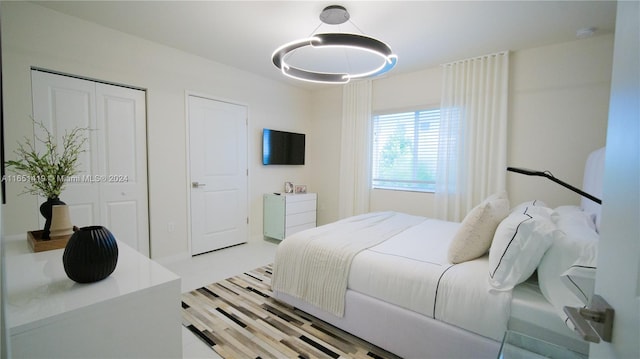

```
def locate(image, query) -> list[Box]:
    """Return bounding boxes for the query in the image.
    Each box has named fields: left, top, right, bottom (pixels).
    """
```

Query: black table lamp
left=507, top=167, right=602, bottom=204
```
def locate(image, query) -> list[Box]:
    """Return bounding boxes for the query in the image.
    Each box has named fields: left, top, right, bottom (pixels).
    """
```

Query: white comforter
left=272, top=211, right=512, bottom=340
left=272, top=211, right=425, bottom=316
left=349, top=217, right=512, bottom=340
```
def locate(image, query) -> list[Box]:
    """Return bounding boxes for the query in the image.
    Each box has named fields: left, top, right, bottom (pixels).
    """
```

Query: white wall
left=307, top=86, right=342, bottom=226
left=309, top=34, right=613, bottom=222
left=1, top=2, right=313, bottom=259
left=508, top=35, right=612, bottom=207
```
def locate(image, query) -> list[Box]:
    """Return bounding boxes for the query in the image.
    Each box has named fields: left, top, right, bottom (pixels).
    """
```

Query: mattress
left=348, top=218, right=512, bottom=341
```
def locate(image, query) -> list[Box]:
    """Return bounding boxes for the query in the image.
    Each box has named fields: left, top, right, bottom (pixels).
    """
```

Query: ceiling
left=34, top=1, right=617, bottom=90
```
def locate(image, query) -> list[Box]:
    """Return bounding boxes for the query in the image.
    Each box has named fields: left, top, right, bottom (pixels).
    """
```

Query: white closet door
left=95, top=83, right=149, bottom=256
left=31, top=70, right=149, bottom=256
left=31, top=72, right=100, bottom=229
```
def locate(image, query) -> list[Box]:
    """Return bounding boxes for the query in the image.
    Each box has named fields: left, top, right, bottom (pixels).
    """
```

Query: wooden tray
left=27, top=230, right=71, bottom=252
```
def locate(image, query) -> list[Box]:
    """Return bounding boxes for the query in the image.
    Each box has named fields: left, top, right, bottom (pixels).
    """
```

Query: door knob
left=192, top=181, right=206, bottom=188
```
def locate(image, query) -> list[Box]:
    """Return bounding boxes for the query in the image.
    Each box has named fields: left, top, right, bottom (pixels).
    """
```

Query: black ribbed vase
left=63, top=226, right=119, bottom=283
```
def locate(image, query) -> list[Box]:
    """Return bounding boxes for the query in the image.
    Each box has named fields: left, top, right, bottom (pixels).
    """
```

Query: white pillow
left=552, top=205, right=597, bottom=231
left=511, top=200, right=548, bottom=215
left=488, top=210, right=557, bottom=291
left=538, top=207, right=599, bottom=328
left=448, top=191, right=510, bottom=264
left=560, top=251, right=597, bottom=306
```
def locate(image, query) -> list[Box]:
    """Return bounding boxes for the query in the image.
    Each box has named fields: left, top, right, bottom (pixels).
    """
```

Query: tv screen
left=262, top=129, right=305, bottom=165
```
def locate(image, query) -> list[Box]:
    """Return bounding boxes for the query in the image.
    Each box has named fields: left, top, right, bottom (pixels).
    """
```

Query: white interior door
left=590, top=1, right=639, bottom=357
left=31, top=70, right=150, bottom=256
left=188, top=95, right=248, bottom=255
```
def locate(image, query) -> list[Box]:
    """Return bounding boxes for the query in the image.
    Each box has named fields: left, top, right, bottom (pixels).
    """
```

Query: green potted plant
left=5, top=121, right=88, bottom=239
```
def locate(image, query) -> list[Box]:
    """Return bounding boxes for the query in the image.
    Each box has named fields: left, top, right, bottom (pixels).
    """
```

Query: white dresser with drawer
left=5, top=237, right=181, bottom=359
left=263, top=193, right=317, bottom=240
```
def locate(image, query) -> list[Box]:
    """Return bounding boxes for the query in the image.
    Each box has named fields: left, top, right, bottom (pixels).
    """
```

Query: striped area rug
left=181, top=264, right=402, bottom=359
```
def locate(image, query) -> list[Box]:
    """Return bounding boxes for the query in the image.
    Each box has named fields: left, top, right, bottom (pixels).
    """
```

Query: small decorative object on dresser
left=284, top=181, right=293, bottom=193
left=48, top=204, right=74, bottom=238
left=294, top=184, right=307, bottom=194
left=39, top=197, right=66, bottom=239
left=27, top=204, right=75, bottom=253
left=63, top=226, right=119, bottom=283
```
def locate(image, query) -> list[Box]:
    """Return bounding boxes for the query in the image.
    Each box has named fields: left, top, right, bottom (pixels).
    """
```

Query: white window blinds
left=371, top=109, right=440, bottom=192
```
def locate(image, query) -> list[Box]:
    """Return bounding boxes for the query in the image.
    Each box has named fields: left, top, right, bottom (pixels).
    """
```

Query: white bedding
left=349, top=218, right=512, bottom=341
left=348, top=218, right=457, bottom=319
left=273, top=212, right=512, bottom=341
left=272, top=211, right=425, bottom=316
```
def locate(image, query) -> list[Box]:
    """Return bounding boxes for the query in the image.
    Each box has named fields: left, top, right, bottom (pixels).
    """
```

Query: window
left=371, top=109, right=440, bottom=192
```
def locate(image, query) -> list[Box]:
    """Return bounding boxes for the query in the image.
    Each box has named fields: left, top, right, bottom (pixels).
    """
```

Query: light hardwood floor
left=160, top=240, right=278, bottom=359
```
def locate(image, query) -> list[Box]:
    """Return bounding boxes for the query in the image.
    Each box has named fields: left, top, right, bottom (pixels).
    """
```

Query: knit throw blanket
left=271, top=211, right=425, bottom=317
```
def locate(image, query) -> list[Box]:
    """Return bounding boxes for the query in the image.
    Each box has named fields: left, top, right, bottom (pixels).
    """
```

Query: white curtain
left=339, top=80, right=372, bottom=218
left=435, top=51, right=509, bottom=221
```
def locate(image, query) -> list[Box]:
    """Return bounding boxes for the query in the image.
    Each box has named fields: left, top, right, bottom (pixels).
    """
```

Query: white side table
left=6, top=238, right=182, bottom=358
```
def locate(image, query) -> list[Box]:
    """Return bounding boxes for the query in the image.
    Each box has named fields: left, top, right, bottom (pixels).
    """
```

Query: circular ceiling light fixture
left=272, top=5, right=398, bottom=84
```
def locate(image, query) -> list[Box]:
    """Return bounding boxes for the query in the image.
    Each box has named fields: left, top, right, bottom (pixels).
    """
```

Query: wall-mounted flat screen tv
left=262, top=128, right=305, bottom=165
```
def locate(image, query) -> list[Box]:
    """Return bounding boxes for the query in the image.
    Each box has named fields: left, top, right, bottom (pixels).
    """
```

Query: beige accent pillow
left=447, top=192, right=510, bottom=264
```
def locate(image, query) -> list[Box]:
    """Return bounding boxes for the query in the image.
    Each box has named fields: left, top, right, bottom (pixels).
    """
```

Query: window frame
left=370, top=106, right=441, bottom=193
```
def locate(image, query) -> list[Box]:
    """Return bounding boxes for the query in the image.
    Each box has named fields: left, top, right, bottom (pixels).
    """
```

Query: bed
left=272, top=147, right=604, bottom=358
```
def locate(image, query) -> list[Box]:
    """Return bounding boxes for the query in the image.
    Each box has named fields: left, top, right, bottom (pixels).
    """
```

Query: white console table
left=5, top=237, right=182, bottom=358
